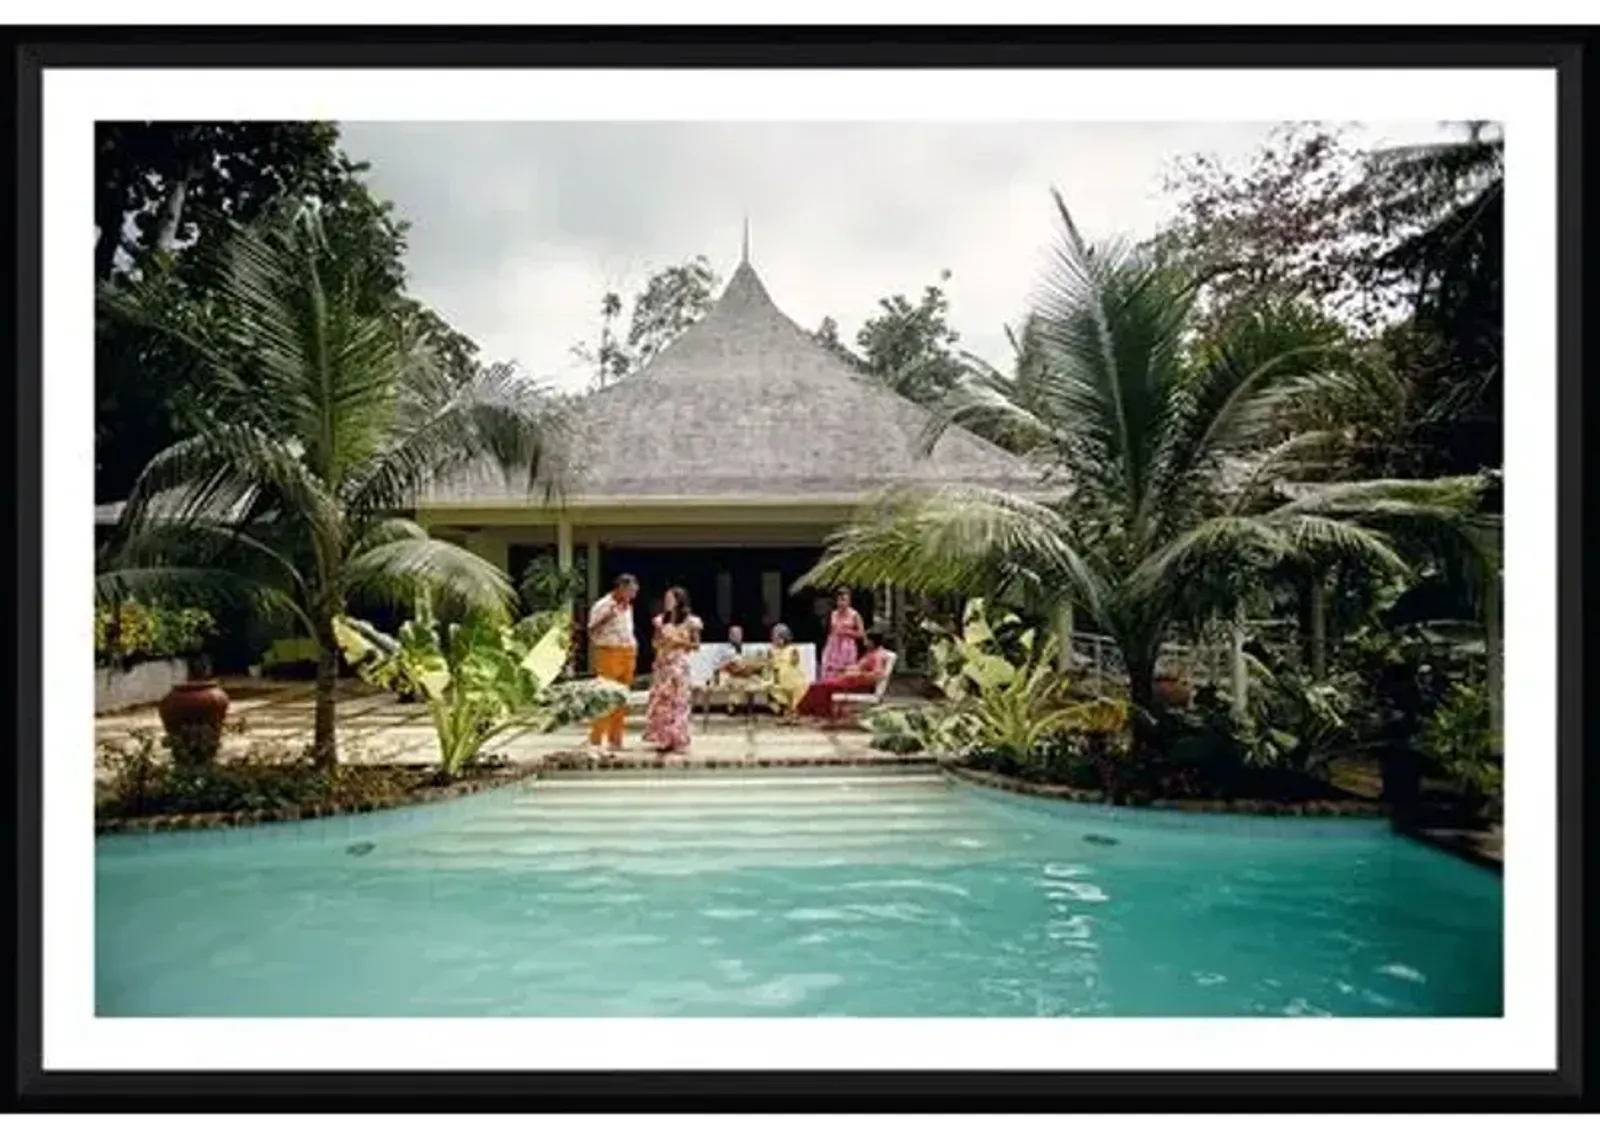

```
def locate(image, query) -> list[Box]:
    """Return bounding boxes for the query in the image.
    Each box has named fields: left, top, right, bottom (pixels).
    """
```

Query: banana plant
left=914, top=597, right=1087, bottom=765
left=334, top=600, right=627, bottom=775
left=923, top=597, right=1035, bottom=701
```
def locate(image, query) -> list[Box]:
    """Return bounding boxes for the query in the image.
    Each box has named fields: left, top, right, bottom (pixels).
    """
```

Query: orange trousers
left=589, top=644, right=637, bottom=746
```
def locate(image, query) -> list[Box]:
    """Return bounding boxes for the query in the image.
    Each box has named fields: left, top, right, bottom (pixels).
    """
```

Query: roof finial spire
left=741, top=215, right=750, bottom=265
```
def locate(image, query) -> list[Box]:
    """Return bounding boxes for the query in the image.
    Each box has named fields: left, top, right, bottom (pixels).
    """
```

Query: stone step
left=449, top=811, right=975, bottom=839
left=472, top=800, right=966, bottom=824
left=530, top=772, right=944, bottom=791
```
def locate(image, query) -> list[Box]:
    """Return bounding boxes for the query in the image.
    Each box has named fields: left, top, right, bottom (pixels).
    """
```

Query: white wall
left=94, top=659, right=188, bottom=713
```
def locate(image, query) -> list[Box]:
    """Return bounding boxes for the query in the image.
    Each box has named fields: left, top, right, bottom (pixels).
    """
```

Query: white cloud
left=338, top=119, right=1458, bottom=391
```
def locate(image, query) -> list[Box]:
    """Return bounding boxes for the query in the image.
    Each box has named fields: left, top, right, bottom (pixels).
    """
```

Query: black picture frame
left=5, top=22, right=1590, bottom=1115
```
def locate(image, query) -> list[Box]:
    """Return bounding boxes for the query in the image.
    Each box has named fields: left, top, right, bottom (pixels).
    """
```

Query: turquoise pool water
left=96, top=768, right=1502, bottom=1017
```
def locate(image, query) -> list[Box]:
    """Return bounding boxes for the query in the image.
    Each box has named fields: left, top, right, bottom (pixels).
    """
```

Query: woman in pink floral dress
left=644, top=586, right=702, bottom=755
left=820, top=588, right=865, bottom=681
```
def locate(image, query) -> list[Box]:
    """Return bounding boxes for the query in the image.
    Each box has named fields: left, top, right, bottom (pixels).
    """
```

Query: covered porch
left=418, top=498, right=911, bottom=671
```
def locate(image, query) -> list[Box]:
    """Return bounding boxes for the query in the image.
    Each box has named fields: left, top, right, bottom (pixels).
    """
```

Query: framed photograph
left=12, top=19, right=1586, bottom=1114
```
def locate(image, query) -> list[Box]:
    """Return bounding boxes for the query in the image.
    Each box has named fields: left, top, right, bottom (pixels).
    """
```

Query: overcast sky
left=337, top=120, right=1456, bottom=392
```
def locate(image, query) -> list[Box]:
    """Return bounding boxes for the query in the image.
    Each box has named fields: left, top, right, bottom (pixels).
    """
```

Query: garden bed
left=946, top=765, right=1388, bottom=818
left=95, top=760, right=539, bottom=835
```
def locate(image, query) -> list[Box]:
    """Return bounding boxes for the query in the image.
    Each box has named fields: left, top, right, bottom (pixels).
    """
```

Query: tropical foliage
left=96, top=122, right=480, bottom=505
left=94, top=599, right=215, bottom=669
left=801, top=191, right=1488, bottom=743
left=102, top=205, right=571, bottom=767
left=1420, top=678, right=1500, bottom=807
left=866, top=599, right=1126, bottom=771
left=518, top=553, right=585, bottom=615
left=334, top=603, right=629, bottom=776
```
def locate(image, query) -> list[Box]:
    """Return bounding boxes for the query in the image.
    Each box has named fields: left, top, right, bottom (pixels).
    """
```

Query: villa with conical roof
left=416, top=254, right=1044, bottom=660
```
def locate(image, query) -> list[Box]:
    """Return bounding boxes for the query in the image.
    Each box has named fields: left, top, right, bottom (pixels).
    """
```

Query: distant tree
left=395, top=299, right=481, bottom=387
left=812, top=315, right=866, bottom=370
left=624, top=256, right=720, bottom=369
left=1356, top=126, right=1503, bottom=476
left=95, top=122, right=482, bottom=502
left=569, top=289, right=634, bottom=389
left=855, top=269, right=964, bottom=403
left=1151, top=121, right=1503, bottom=477
left=95, top=122, right=345, bottom=281
left=1148, top=123, right=1379, bottom=334
left=95, top=123, right=352, bottom=503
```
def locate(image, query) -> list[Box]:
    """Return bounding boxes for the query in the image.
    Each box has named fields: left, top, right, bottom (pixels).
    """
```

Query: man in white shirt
left=587, top=573, right=639, bottom=751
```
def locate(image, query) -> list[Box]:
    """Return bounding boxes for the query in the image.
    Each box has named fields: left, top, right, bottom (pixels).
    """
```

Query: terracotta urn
left=158, top=678, right=231, bottom=768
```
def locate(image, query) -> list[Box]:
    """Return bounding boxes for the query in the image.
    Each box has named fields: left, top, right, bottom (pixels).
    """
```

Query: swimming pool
left=95, top=767, right=1502, bottom=1017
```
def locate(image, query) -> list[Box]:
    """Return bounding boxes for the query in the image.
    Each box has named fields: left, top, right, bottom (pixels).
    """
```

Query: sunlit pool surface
left=96, top=768, right=1502, bottom=1017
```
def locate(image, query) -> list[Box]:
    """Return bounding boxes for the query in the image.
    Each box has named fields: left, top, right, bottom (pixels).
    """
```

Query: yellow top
left=766, top=645, right=809, bottom=712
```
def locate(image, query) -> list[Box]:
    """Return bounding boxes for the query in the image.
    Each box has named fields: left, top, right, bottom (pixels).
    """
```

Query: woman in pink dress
left=820, top=588, right=865, bottom=681
left=644, top=586, right=702, bottom=756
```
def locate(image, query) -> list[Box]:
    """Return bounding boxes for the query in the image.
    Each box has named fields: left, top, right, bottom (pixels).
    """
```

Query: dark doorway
left=599, top=546, right=873, bottom=673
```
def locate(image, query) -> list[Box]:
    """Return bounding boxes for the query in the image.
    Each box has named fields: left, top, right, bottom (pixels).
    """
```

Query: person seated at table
left=796, top=631, right=893, bottom=719
left=714, top=624, right=766, bottom=680
left=764, top=623, right=809, bottom=722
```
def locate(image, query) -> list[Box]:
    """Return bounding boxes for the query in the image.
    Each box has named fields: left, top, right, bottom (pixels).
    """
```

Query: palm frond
left=1268, top=474, right=1487, bottom=520
left=1146, top=305, right=1347, bottom=532
left=1031, top=189, right=1196, bottom=516
left=1273, top=514, right=1411, bottom=579
left=349, top=515, right=431, bottom=555
left=344, top=360, right=573, bottom=520
left=120, top=425, right=338, bottom=544
left=343, top=536, right=516, bottom=620
left=919, top=367, right=1060, bottom=460
left=797, top=484, right=1103, bottom=616
left=94, top=564, right=308, bottom=630
left=1130, top=515, right=1289, bottom=596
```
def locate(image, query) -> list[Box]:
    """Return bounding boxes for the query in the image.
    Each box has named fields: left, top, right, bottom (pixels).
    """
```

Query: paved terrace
left=94, top=679, right=923, bottom=769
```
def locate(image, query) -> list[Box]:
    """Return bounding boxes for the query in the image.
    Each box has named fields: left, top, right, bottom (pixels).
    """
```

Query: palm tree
left=106, top=206, right=570, bottom=767
left=951, top=314, right=1055, bottom=455
left=799, top=191, right=1485, bottom=743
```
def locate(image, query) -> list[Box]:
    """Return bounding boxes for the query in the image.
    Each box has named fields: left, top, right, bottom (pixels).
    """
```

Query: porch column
left=556, top=518, right=573, bottom=573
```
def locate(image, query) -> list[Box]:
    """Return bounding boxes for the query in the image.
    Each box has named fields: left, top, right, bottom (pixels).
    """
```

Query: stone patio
left=94, top=678, right=921, bottom=768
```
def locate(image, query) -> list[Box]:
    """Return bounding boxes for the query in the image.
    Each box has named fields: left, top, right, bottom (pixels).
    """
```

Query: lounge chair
left=830, top=652, right=897, bottom=724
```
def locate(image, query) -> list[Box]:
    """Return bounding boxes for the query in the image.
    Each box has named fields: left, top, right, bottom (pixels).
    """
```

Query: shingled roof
left=422, top=257, right=1045, bottom=505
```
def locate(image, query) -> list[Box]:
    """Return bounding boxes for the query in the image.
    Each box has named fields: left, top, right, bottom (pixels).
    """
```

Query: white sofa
left=688, top=642, right=818, bottom=687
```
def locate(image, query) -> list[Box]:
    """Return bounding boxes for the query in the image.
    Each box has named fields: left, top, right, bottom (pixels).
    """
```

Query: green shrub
left=94, top=600, right=214, bottom=667
left=95, top=733, right=485, bottom=821
left=1420, top=680, right=1500, bottom=806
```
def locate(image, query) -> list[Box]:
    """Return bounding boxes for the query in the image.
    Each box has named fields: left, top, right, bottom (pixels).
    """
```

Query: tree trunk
left=154, top=166, right=197, bottom=252
left=312, top=616, right=340, bottom=769
left=1125, top=650, right=1158, bottom=755
left=1229, top=605, right=1250, bottom=720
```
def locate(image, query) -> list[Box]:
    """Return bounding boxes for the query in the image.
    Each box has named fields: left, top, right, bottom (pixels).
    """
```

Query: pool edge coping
left=944, top=766, right=1504, bottom=872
